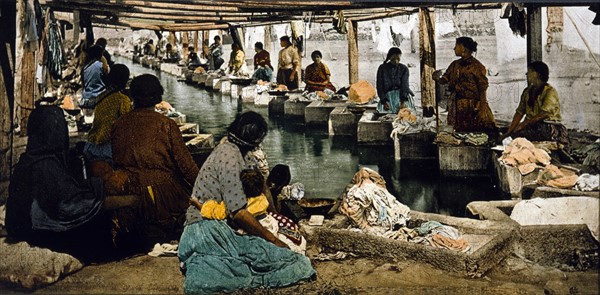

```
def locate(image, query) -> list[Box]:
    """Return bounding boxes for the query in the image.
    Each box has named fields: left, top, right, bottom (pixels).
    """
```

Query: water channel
left=116, top=56, right=507, bottom=217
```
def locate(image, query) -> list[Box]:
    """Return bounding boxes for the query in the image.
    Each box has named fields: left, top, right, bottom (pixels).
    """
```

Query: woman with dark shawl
left=304, top=50, right=336, bottom=93
left=376, top=47, right=414, bottom=114
left=110, top=74, right=199, bottom=248
left=433, top=37, right=497, bottom=132
left=6, top=105, right=109, bottom=260
left=179, top=111, right=315, bottom=294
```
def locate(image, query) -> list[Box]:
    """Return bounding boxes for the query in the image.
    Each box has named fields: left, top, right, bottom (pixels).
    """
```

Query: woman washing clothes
left=433, top=37, right=497, bottom=133
left=502, top=61, right=569, bottom=145
left=376, top=47, right=414, bottom=114
left=179, top=111, right=315, bottom=294
left=304, top=50, right=336, bottom=93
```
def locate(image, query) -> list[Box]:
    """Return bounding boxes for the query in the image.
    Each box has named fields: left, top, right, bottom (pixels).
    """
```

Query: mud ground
left=1, top=247, right=597, bottom=295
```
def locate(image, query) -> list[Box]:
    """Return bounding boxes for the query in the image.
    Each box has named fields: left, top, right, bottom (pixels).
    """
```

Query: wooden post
left=193, top=31, right=199, bottom=52
left=73, top=10, right=80, bottom=41
left=419, top=7, right=436, bottom=114
left=168, top=31, right=176, bottom=47
left=527, top=5, right=543, bottom=63
left=203, top=30, right=209, bottom=45
left=14, top=0, right=36, bottom=137
left=182, top=31, right=189, bottom=58
left=347, top=19, right=358, bottom=85
left=1, top=0, right=16, bottom=184
left=264, top=25, right=271, bottom=55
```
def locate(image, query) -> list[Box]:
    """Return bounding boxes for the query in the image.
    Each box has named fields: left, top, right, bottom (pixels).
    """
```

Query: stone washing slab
left=301, top=213, right=515, bottom=278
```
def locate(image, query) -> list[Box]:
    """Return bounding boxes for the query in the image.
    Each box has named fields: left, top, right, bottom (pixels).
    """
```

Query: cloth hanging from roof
left=46, top=9, right=63, bottom=79
left=24, top=0, right=39, bottom=51
left=332, top=10, right=347, bottom=34
left=500, top=3, right=527, bottom=37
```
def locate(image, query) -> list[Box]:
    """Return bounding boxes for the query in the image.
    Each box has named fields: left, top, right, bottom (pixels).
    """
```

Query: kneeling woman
left=179, top=111, right=315, bottom=294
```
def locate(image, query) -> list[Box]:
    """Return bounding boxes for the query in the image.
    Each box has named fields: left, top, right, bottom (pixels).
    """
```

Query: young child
left=240, top=169, right=307, bottom=254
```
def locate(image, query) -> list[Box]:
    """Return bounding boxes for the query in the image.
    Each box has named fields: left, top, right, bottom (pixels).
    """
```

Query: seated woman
left=84, top=64, right=131, bottom=167
left=304, top=50, right=336, bottom=93
left=179, top=111, right=315, bottom=294
left=502, top=61, right=569, bottom=145
left=376, top=47, right=414, bottom=114
left=228, top=42, right=246, bottom=76
left=252, top=42, right=274, bottom=82
left=110, top=74, right=199, bottom=249
left=164, top=43, right=181, bottom=63
left=5, top=105, right=111, bottom=261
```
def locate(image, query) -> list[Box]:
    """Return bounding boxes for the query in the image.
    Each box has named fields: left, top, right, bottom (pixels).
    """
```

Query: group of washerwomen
left=194, top=34, right=568, bottom=145
left=4, top=35, right=569, bottom=294
left=376, top=36, right=568, bottom=145
left=6, top=38, right=315, bottom=293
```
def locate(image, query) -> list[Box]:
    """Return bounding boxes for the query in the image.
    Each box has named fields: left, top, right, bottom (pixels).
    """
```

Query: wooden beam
left=347, top=19, right=359, bottom=85
left=526, top=5, right=543, bottom=63
left=419, top=7, right=436, bottom=114
left=348, top=8, right=415, bottom=22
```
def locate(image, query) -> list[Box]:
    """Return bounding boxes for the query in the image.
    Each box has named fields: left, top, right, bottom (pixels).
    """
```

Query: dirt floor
left=1, top=246, right=597, bottom=295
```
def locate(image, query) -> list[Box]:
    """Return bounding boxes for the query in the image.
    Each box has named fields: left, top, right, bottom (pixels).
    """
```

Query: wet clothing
left=84, top=89, right=131, bottom=162
left=111, top=108, right=199, bottom=242
left=304, top=62, right=336, bottom=93
left=442, top=56, right=496, bottom=132
left=6, top=105, right=105, bottom=241
left=277, top=45, right=300, bottom=90
left=180, top=140, right=315, bottom=294
left=376, top=62, right=413, bottom=114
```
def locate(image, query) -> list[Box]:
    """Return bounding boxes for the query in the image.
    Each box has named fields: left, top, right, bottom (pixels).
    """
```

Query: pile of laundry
left=434, top=131, right=490, bottom=146
left=390, top=108, right=437, bottom=138
left=339, top=168, right=470, bottom=252
left=499, top=137, right=598, bottom=191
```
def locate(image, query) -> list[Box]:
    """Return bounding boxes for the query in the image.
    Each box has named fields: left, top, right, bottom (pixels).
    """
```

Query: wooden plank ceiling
left=40, top=0, right=506, bottom=31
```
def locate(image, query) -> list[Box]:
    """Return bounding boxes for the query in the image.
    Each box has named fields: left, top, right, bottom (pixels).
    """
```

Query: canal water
left=116, top=57, right=507, bottom=217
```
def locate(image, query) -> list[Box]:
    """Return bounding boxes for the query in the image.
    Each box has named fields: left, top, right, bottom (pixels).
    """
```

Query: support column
left=72, top=10, right=80, bottom=41
left=168, top=31, right=176, bottom=47
left=193, top=31, right=199, bottom=52
left=1, top=0, right=16, bottom=191
left=264, top=25, right=272, bottom=55
left=347, top=19, right=358, bottom=85
left=527, top=5, right=543, bottom=63
left=419, top=7, right=436, bottom=114
left=182, top=31, right=189, bottom=59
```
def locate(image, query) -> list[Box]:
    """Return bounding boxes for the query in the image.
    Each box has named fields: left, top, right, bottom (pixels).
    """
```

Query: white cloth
left=278, top=183, right=305, bottom=201
left=342, top=181, right=410, bottom=230
left=575, top=173, right=600, bottom=192
left=510, top=197, right=600, bottom=242
left=148, top=243, right=178, bottom=257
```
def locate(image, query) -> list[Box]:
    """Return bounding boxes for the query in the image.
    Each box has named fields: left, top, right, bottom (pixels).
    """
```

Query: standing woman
left=376, top=47, right=414, bottom=114
left=276, top=36, right=300, bottom=90
left=433, top=37, right=496, bottom=132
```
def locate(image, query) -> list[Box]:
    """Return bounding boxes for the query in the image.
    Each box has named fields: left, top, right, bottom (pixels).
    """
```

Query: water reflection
left=116, top=57, right=506, bottom=217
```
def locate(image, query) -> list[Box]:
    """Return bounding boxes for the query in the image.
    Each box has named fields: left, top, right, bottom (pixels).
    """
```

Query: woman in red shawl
left=304, top=50, right=336, bottom=93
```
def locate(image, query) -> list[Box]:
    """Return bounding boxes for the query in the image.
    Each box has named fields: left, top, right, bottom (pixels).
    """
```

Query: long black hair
left=456, top=36, right=478, bottom=52
left=384, top=47, right=402, bottom=63
left=227, top=111, right=268, bottom=153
